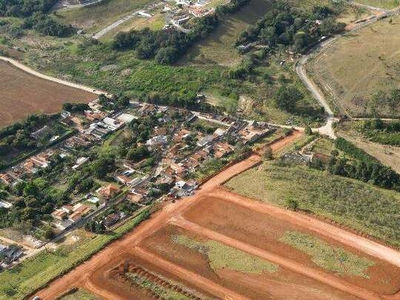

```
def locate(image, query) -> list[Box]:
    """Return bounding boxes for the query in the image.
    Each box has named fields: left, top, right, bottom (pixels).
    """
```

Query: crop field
left=0, top=61, right=96, bottom=128
left=307, top=15, right=400, bottom=117
left=33, top=135, right=400, bottom=300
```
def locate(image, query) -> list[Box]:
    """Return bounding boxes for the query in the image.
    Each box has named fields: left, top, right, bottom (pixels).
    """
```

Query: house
left=98, top=184, right=120, bottom=200
left=72, top=157, right=89, bottom=170
left=146, top=135, right=168, bottom=148
left=103, top=117, right=124, bottom=131
left=0, top=173, right=13, bottom=186
left=170, top=162, right=186, bottom=176
left=126, top=192, right=143, bottom=203
left=69, top=211, right=83, bottom=223
left=104, top=213, right=120, bottom=228
left=197, top=135, right=214, bottom=147
left=61, top=205, right=74, bottom=214
left=51, top=210, right=67, bottom=221
left=72, top=203, right=92, bottom=215
left=116, top=175, right=132, bottom=185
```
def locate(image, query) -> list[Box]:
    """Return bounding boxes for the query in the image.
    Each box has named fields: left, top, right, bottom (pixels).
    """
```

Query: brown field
left=33, top=133, right=400, bottom=300
left=0, top=61, right=96, bottom=128
left=307, top=15, right=400, bottom=117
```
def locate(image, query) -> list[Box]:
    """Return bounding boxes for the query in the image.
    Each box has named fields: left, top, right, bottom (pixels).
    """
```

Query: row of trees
left=235, top=3, right=346, bottom=53
left=362, top=118, right=400, bottom=146
left=310, top=137, right=400, bottom=191
left=113, top=0, right=251, bottom=64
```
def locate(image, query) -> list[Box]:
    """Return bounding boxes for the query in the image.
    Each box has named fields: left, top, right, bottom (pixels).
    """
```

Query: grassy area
left=311, top=138, right=336, bottom=156
left=127, top=273, right=192, bottom=300
left=180, top=0, right=271, bottom=66
left=0, top=209, right=150, bottom=299
left=99, top=11, right=166, bottom=42
left=225, top=162, right=400, bottom=248
left=57, top=288, right=99, bottom=300
left=308, top=15, right=400, bottom=117
left=354, top=0, right=400, bottom=9
left=55, top=0, right=155, bottom=34
left=337, top=122, right=400, bottom=174
left=173, top=234, right=279, bottom=274
left=280, top=231, right=375, bottom=278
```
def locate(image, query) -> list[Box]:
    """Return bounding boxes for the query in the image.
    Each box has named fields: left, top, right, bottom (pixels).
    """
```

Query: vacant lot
left=182, top=193, right=400, bottom=295
left=56, top=0, right=154, bottom=34
left=308, top=16, right=400, bottom=117
left=225, top=162, right=400, bottom=248
left=0, top=61, right=96, bottom=128
left=137, top=224, right=359, bottom=300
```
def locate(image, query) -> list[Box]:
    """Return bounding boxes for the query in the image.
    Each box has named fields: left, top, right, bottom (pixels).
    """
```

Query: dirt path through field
left=0, top=56, right=108, bottom=96
left=171, top=215, right=381, bottom=300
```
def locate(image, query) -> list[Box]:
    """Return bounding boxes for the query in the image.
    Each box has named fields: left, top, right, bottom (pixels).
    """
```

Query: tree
left=275, top=85, right=303, bottom=112
left=304, top=125, right=312, bottom=135
left=264, top=146, right=273, bottom=160
left=155, top=47, right=178, bottom=65
left=285, top=198, right=299, bottom=211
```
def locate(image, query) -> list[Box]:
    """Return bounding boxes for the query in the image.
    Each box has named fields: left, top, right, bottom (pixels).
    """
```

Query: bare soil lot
left=182, top=191, right=400, bottom=295
left=0, top=61, right=96, bottom=128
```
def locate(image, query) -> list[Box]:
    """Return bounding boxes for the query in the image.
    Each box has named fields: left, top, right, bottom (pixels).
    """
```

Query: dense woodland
left=236, top=3, right=346, bottom=53
left=0, top=0, right=73, bottom=36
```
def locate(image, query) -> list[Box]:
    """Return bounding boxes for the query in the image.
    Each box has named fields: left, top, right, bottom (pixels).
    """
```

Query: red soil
left=182, top=192, right=400, bottom=295
left=32, top=133, right=400, bottom=300
left=0, top=61, right=96, bottom=128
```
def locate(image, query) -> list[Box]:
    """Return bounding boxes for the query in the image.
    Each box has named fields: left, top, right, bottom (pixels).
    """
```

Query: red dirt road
left=34, top=142, right=263, bottom=300
left=212, top=188, right=400, bottom=270
left=33, top=132, right=400, bottom=300
left=170, top=215, right=381, bottom=300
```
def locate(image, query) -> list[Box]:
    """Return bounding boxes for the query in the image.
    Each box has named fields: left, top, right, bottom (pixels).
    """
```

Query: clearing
left=307, top=15, right=400, bottom=117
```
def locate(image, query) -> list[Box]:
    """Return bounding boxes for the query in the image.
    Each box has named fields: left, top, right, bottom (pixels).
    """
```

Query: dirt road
left=33, top=145, right=263, bottom=299
left=171, top=215, right=381, bottom=300
left=133, top=247, right=250, bottom=300
left=0, top=56, right=107, bottom=96
left=212, top=188, right=400, bottom=269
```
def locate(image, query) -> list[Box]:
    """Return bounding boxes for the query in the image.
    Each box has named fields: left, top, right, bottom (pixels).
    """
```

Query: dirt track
left=33, top=133, right=400, bottom=300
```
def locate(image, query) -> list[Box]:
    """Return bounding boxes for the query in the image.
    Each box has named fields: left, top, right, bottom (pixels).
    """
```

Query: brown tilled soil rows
left=0, top=61, right=96, bottom=128
left=34, top=132, right=400, bottom=300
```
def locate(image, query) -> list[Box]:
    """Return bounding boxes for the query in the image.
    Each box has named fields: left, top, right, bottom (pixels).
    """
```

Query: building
left=98, top=184, right=121, bottom=200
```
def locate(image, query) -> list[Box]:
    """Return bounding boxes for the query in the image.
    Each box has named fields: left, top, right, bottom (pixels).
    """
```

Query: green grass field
left=225, top=162, right=400, bottom=248
left=173, top=234, right=279, bottom=274
left=0, top=210, right=149, bottom=300
left=280, top=231, right=375, bottom=278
